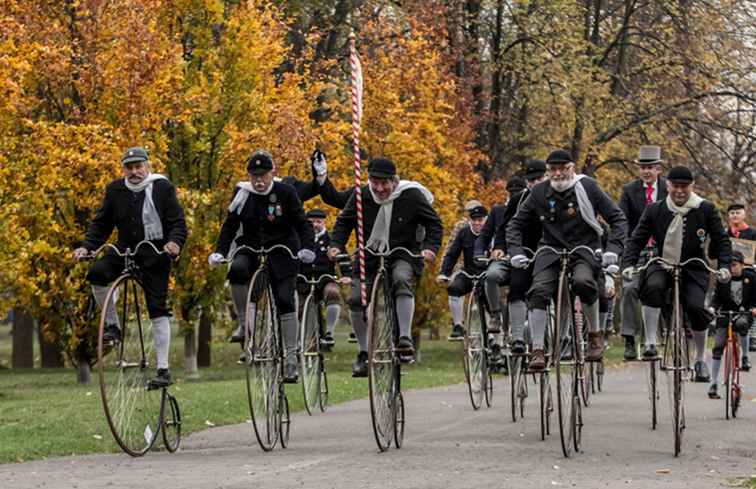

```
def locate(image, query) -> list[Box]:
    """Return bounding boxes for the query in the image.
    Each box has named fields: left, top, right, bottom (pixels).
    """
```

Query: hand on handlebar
left=605, top=264, right=619, bottom=275
left=621, top=267, right=635, bottom=281
left=297, top=249, right=316, bottom=264
left=511, top=254, right=529, bottom=269
left=338, top=276, right=352, bottom=285
left=436, top=274, right=449, bottom=284
left=421, top=249, right=436, bottom=263
left=716, top=268, right=731, bottom=284
left=490, top=249, right=506, bottom=261
left=208, top=253, right=224, bottom=268
left=327, top=247, right=341, bottom=261
left=601, top=251, right=618, bottom=267
left=164, top=241, right=181, bottom=257
left=73, top=247, right=89, bottom=261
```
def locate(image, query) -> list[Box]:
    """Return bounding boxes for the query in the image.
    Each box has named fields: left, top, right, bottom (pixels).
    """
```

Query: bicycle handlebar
left=222, top=244, right=298, bottom=263
left=525, top=245, right=602, bottom=265
left=365, top=247, right=425, bottom=259
left=297, top=273, right=341, bottom=285
left=86, top=241, right=167, bottom=259
left=633, top=256, right=718, bottom=274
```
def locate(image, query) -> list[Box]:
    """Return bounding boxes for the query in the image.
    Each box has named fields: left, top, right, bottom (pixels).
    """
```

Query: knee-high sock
left=739, top=334, right=750, bottom=358
left=326, top=304, right=340, bottom=335
left=151, top=316, right=171, bottom=370
left=599, top=312, right=608, bottom=333
left=710, top=358, right=722, bottom=386
left=92, top=284, right=118, bottom=326
left=396, top=296, right=414, bottom=339
left=280, top=312, right=298, bottom=365
left=694, top=329, right=707, bottom=363
left=642, top=306, right=661, bottom=346
left=351, top=309, right=368, bottom=353
left=509, top=300, right=527, bottom=341
left=583, top=300, right=600, bottom=333
left=231, top=283, right=249, bottom=328
left=529, top=309, right=548, bottom=350
left=449, top=296, right=464, bottom=326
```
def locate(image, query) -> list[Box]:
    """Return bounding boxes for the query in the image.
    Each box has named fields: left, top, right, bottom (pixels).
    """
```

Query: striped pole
left=349, top=32, right=367, bottom=311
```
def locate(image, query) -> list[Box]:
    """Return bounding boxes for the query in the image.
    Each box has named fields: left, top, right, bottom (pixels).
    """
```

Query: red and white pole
left=349, top=32, right=367, bottom=311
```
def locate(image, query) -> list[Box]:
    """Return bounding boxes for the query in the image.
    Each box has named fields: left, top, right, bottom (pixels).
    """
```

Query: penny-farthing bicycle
left=89, top=241, right=181, bottom=457
left=222, top=244, right=299, bottom=451
left=365, top=247, right=423, bottom=452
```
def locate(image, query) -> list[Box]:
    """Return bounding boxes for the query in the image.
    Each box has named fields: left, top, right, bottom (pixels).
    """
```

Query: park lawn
left=0, top=331, right=629, bottom=464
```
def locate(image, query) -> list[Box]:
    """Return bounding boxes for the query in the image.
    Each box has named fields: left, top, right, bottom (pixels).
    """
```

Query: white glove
left=208, top=253, right=224, bottom=268
left=511, top=254, right=529, bottom=269
left=605, top=264, right=619, bottom=275
left=716, top=268, right=731, bottom=284
left=298, top=249, right=316, bottom=264
left=311, top=150, right=327, bottom=185
left=436, top=274, right=449, bottom=284
left=602, top=251, right=618, bottom=267
left=621, top=267, right=635, bottom=281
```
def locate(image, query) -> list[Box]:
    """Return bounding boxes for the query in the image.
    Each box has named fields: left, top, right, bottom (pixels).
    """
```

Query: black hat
left=121, top=146, right=149, bottom=165
left=666, top=166, right=694, bottom=184
left=306, top=208, right=327, bottom=219
left=546, top=149, right=573, bottom=165
left=368, top=158, right=397, bottom=179
left=732, top=250, right=745, bottom=264
left=506, top=176, right=526, bottom=193
left=524, top=159, right=546, bottom=180
left=727, top=203, right=746, bottom=213
left=247, top=150, right=274, bottom=175
left=468, top=205, right=488, bottom=219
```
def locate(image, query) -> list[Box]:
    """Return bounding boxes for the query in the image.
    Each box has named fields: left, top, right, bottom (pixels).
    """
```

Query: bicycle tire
left=98, top=275, right=161, bottom=457
left=245, top=269, right=281, bottom=451
left=510, top=355, right=522, bottom=422
left=671, top=297, right=685, bottom=457
left=300, top=293, right=321, bottom=416
left=319, top=367, right=329, bottom=413
left=648, top=359, right=658, bottom=430
left=161, top=392, right=181, bottom=453
left=539, top=372, right=552, bottom=440
left=394, top=391, right=405, bottom=448
left=279, top=389, right=291, bottom=448
left=368, top=273, right=397, bottom=451
left=463, top=294, right=485, bottom=410
left=724, top=338, right=732, bottom=420
left=554, top=269, right=577, bottom=458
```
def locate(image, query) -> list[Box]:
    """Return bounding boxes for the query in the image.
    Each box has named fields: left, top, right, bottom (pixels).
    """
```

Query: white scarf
left=662, top=193, right=704, bottom=266
left=551, top=174, right=603, bottom=237
left=366, top=180, right=434, bottom=253
left=228, top=181, right=274, bottom=215
left=124, top=173, right=168, bottom=241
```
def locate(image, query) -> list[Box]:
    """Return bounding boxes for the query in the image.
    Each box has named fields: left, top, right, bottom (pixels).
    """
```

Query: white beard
left=550, top=178, right=572, bottom=192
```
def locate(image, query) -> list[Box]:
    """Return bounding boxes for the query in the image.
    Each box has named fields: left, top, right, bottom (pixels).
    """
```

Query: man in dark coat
left=437, top=205, right=488, bottom=340
left=708, top=250, right=755, bottom=398
left=726, top=203, right=756, bottom=240
left=74, top=146, right=188, bottom=388
left=493, top=160, right=546, bottom=353
left=208, top=150, right=316, bottom=384
left=508, top=149, right=627, bottom=370
left=622, top=165, right=731, bottom=381
left=618, top=145, right=667, bottom=360
left=328, top=158, right=444, bottom=376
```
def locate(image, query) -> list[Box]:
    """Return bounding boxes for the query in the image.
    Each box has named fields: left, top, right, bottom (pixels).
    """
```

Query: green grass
left=728, top=477, right=756, bottom=488
left=0, top=325, right=632, bottom=464
left=0, top=330, right=466, bottom=464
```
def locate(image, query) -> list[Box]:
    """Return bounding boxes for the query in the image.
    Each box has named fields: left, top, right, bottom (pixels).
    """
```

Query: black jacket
left=495, top=188, right=542, bottom=255
left=713, top=269, right=756, bottom=312
left=215, top=181, right=314, bottom=258
left=507, top=178, right=627, bottom=273
left=82, top=177, right=187, bottom=252
left=622, top=199, right=731, bottom=288
left=330, top=185, right=444, bottom=274
left=728, top=225, right=756, bottom=241
left=300, top=230, right=335, bottom=277
left=618, top=177, right=668, bottom=237
left=441, top=225, right=485, bottom=276
left=280, top=176, right=319, bottom=203
left=474, top=204, right=507, bottom=257
left=318, top=177, right=354, bottom=210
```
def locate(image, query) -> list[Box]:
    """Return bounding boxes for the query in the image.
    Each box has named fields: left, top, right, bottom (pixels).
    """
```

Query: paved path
left=2, top=363, right=754, bottom=489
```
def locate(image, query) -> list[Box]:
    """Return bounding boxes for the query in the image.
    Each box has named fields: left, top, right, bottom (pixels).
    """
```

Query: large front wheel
left=463, top=294, right=487, bottom=410
left=554, top=272, right=578, bottom=458
left=368, top=273, right=398, bottom=451
left=97, top=275, right=161, bottom=457
left=300, top=293, right=322, bottom=416
left=245, top=270, right=281, bottom=452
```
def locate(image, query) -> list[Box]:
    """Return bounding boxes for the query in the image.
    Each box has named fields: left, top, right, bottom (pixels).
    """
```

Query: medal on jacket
left=267, top=193, right=278, bottom=221
left=567, top=202, right=576, bottom=217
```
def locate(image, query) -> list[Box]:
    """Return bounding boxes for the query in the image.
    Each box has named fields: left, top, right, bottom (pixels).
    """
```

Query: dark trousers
left=87, top=251, right=171, bottom=319
left=228, top=252, right=297, bottom=314
left=528, top=259, right=598, bottom=310
left=639, top=263, right=710, bottom=331
left=447, top=274, right=474, bottom=298
left=508, top=265, right=534, bottom=303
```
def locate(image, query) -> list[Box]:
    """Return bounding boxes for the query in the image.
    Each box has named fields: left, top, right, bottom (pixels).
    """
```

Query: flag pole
left=349, top=32, right=367, bottom=313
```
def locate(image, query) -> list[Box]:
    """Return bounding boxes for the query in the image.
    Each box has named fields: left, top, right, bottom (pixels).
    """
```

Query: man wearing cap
left=473, top=174, right=529, bottom=335
left=73, top=146, right=187, bottom=388
left=617, top=146, right=667, bottom=360
left=622, top=165, right=731, bottom=381
left=327, top=158, right=443, bottom=376
left=708, top=250, right=755, bottom=398
left=298, top=208, right=351, bottom=349
left=436, top=204, right=489, bottom=340
left=208, top=150, right=316, bottom=384
left=726, top=203, right=756, bottom=240
left=492, top=160, right=547, bottom=354
left=507, top=150, right=627, bottom=370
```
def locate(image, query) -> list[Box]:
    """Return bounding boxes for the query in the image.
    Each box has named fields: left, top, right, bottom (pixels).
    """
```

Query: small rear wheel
left=162, top=392, right=181, bottom=453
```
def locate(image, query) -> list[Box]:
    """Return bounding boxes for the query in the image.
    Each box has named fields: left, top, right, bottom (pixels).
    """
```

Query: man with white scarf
left=622, top=165, right=731, bottom=382
left=209, top=150, right=316, bottom=384
left=74, top=146, right=187, bottom=388
left=507, top=149, right=627, bottom=371
left=327, top=158, right=444, bottom=376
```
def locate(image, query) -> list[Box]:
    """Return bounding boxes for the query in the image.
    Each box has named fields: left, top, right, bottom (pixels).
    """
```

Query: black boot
left=148, top=368, right=172, bottom=390
left=623, top=335, right=637, bottom=361
left=352, top=351, right=368, bottom=378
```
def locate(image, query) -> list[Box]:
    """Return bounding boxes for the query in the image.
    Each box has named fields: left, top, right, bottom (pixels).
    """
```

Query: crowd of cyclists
left=73, top=143, right=754, bottom=405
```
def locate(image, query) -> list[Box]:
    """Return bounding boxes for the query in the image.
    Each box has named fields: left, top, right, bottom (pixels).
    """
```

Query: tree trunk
left=12, top=309, right=34, bottom=369
left=38, top=323, right=64, bottom=368
left=76, top=349, right=92, bottom=384
left=197, top=308, right=212, bottom=368
left=184, top=328, right=199, bottom=379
